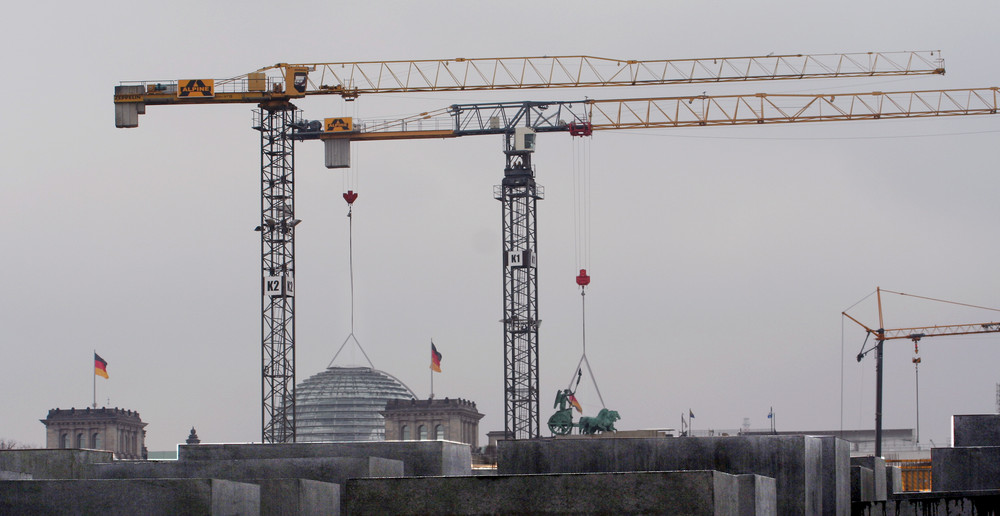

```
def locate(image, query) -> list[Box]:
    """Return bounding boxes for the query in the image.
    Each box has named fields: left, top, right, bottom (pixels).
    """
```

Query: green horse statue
left=578, top=408, right=620, bottom=435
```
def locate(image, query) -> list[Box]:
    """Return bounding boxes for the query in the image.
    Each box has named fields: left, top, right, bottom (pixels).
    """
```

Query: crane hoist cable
left=566, top=132, right=605, bottom=409
left=330, top=102, right=371, bottom=367
left=329, top=188, right=375, bottom=368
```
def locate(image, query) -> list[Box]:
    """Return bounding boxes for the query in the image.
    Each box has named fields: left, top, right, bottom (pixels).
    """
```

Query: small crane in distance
left=843, top=287, right=1000, bottom=457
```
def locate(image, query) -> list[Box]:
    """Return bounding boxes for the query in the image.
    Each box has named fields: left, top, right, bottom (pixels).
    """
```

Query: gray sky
left=4, top=1, right=1000, bottom=452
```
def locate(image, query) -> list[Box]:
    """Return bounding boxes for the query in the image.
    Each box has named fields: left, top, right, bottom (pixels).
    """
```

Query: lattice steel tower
left=255, top=103, right=299, bottom=443
left=495, top=128, right=543, bottom=439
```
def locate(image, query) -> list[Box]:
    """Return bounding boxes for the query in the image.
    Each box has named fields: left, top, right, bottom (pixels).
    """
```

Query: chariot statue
left=547, top=388, right=620, bottom=436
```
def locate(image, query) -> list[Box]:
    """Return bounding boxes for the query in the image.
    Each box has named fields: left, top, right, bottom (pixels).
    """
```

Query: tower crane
left=114, top=51, right=950, bottom=443
left=844, top=287, right=1000, bottom=457
left=304, top=86, right=1000, bottom=440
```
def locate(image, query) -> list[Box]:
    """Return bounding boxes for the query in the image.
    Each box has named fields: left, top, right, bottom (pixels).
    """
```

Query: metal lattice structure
left=255, top=104, right=299, bottom=443
left=271, top=51, right=945, bottom=97
left=495, top=134, right=543, bottom=439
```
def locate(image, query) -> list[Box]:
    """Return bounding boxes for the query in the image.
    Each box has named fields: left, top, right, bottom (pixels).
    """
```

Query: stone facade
left=382, top=398, right=484, bottom=447
left=40, top=408, right=147, bottom=460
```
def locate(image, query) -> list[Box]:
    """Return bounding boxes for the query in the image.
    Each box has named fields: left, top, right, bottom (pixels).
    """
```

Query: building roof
left=40, top=407, right=146, bottom=428
left=383, top=398, right=484, bottom=420
left=294, top=366, right=416, bottom=442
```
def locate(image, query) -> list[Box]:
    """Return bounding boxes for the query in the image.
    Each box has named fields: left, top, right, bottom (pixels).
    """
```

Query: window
left=59, top=433, right=68, bottom=449
left=435, top=424, right=444, bottom=440
left=75, top=433, right=83, bottom=448
left=418, top=425, right=427, bottom=440
left=93, top=433, right=102, bottom=450
left=401, top=425, right=410, bottom=441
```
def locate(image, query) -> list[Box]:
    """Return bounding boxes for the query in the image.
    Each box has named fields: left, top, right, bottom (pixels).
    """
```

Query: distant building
left=740, top=428, right=920, bottom=457
left=40, top=407, right=147, bottom=460
left=383, top=398, right=484, bottom=447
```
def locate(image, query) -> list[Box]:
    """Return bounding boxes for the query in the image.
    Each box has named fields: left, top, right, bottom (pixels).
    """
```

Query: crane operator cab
left=513, top=127, right=536, bottom=153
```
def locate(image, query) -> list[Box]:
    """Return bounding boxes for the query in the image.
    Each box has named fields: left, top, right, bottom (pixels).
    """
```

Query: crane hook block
left=576, top=269, right=591, bottom=287
left=343, top=190, right=358, bottom=205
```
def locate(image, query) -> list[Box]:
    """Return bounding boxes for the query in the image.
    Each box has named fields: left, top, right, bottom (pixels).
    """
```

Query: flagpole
left=92, top=349, right=97, bottom=409
left=429, top=339, right=434, bottom=399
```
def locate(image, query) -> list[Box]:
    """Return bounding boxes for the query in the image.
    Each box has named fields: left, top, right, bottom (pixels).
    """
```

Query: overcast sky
left=3, top=1, right=1000, bottom=452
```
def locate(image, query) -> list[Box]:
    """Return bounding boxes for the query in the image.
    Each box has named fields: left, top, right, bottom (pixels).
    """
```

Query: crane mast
left=496, top=129, right=543, bottom=439
left=115, top=51, right=951, bottom=443
left=255, top=103, right=300, bottom=444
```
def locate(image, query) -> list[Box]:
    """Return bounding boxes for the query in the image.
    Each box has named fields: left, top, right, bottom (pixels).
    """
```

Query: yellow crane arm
left=844, top=310, right=1000, bottom=341
left=115, top=51, right=944, bottom=107
left=586, top=87, right=999, bottom=129
left=880, top=323, right=1000, bottom=340
left=279, top=51, right=944, bottom=97
left=321, top=87, right=999, bottom=141
left=843, top=286, right=1000, bottom=341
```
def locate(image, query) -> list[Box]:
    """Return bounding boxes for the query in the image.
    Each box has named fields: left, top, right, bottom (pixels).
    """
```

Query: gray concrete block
left=345, top=470, right=742, bottom=515
left=0, top=449, right=113, bottom=479
left=854, top=490, right=1000, bottom=515
left=178, top=440, right=470, bottom=476
left=737, top=474, right=776, bottom=516
left=259, top=478, right=339, bottom=516
left=851, top=466, right=874, bottom=502
left=851, top=456, right=886, bottom=500
left=817, top=435, right=851, bottom=516
left=0, top=478, right=259, bottom=515
left=92, top=456, right=401, bottom=485
left=498, top=436, right=820, bottom=515
left=952, top=414, right=1000, bottom=447
left=932, top=446, right=1000, bottom=491
left=885, top=465, right=901, bottom=496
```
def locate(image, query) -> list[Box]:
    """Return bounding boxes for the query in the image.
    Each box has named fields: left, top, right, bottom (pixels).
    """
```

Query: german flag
left=94, top=353, right=109, bottom=379
left=430, top=342, right=442, bottom=373
left=567, top=393, right=583, bottom=413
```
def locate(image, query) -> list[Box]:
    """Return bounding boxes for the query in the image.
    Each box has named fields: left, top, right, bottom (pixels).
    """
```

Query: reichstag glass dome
left=294, top=366, right=416, bottom=442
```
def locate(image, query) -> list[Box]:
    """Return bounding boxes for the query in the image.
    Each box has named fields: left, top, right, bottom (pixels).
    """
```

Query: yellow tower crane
left=844, top=287, right=1000, bottom=456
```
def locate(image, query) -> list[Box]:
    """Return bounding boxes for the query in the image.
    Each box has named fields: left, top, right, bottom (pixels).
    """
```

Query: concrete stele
left=498, top=435, right=822, bottom=515
left=177, top=440, right=470, bottom=477
left=0, top=478, right=259, bottom=515
left=345, top=470, right=749, bottom=516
